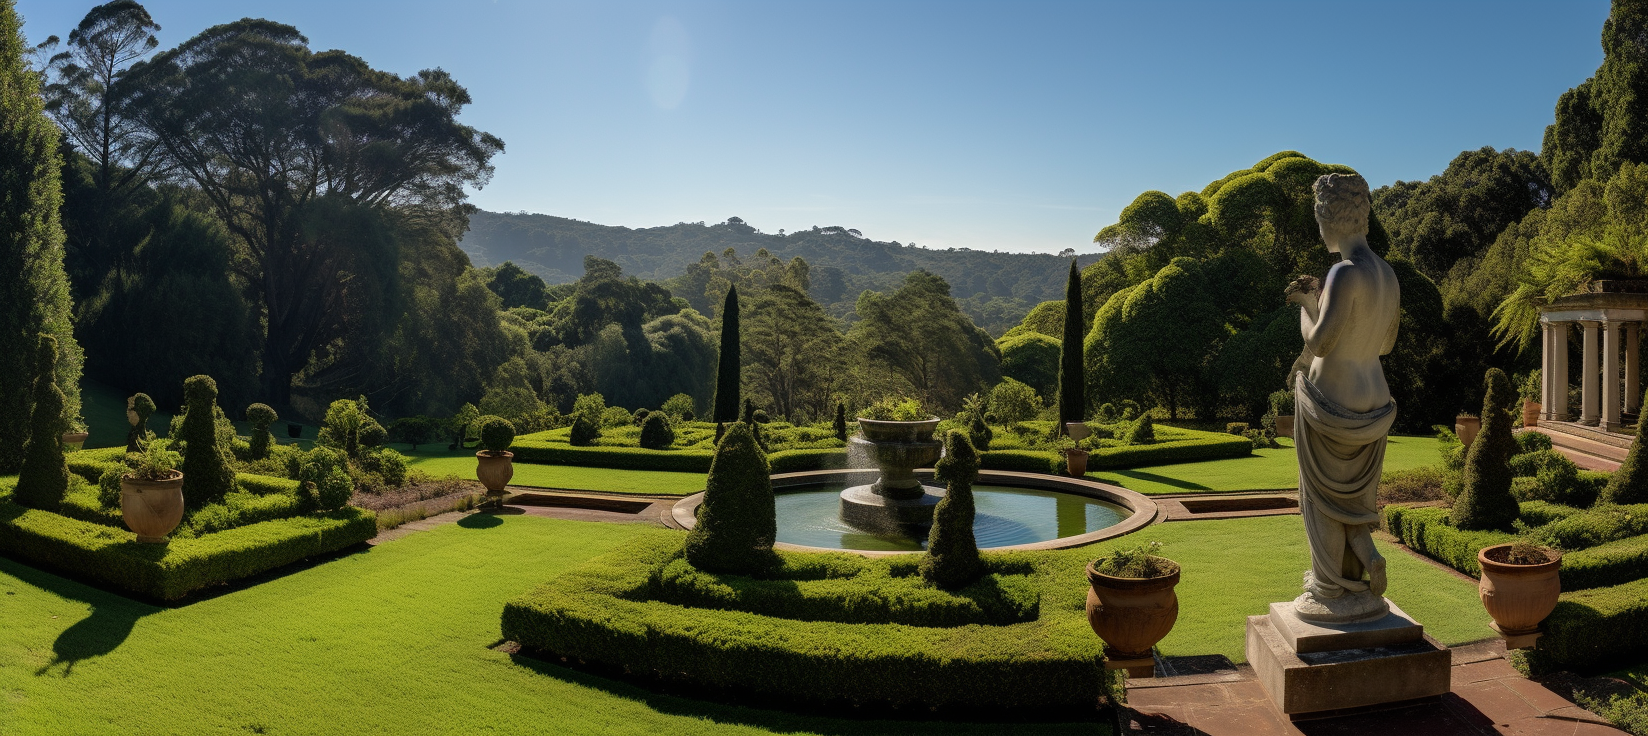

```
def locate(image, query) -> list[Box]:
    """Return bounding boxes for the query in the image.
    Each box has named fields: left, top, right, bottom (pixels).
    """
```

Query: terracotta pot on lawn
left=1456, top=414, right=1481, bottom=448
left=476, top=450, right=514, bottom=495
left=1274, top=415, right=1295, bottom=438
left=61, top=431, right=88, bottom=451
left=1066, top=448, right=1090, bottom=477
left=1522, top=400, right=1542, bottom=428
left=1478, top=543, right=1562, bottom=649
left=120, top=471, right=185, bottom=544
left=1086, top=559, right=1180, bottom=674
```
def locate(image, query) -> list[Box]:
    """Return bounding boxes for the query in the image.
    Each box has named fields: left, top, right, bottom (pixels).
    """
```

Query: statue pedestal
left=1246, top=599, right=1450, bottom=718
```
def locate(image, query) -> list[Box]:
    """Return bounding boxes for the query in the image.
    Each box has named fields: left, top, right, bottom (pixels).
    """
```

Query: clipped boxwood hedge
left=1520, top=576, right=1648, bottom=674
left=0, top=497, right=376, bottom=600
left=1383, top=505, right=1515, bottom=578
left=502, top=532, right=1108, bottom=710
left=1087, top=432, right=1253, bottom=469
left=1384, top=503, right=1648, bottom=593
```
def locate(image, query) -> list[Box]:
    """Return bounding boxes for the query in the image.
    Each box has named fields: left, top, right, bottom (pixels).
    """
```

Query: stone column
left=1605, top=320, right=1622, bottom=432
left=1629, top=324, right=1641, bottom=416
left=1554, top=323, right=1571, bottom=421
left=1541, top=322, right=1555, bottom=420
left=1582, top=321, right=1601, bottom=426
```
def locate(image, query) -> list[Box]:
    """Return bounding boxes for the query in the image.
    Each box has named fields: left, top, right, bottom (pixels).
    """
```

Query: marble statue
left=1282, top=173, right=1402, bottom=623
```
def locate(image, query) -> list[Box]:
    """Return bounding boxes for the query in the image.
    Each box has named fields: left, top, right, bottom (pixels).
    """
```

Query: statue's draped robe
left=1294, top=373, right=1396, bottom=597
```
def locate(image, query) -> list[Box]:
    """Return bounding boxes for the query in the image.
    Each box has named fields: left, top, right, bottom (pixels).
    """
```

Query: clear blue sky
left=21, top=0, right=1611, bottom=254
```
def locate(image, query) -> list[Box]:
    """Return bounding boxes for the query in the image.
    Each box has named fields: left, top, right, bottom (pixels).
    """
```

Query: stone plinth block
left=1246, top=614, right=1451, bottom=717
left=1268, top=599, right=1423, bottom=653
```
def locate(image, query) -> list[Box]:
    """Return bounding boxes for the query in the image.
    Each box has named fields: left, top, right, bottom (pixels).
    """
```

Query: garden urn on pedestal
left=1065, top=422, right=1092, bottom=477
left=1085, top=552, right=1180, bottom=678
left=61, top=429, right=88, bottom=451
left=474, top=415, right=517, bottom=508
left=1477, top=543, right=1561, bottom=650
left=1522, top=400, right=1541, bottom=428
left=1456, top=414, right=1481, bottom=448
left=120, top=442, right=186, bottom=544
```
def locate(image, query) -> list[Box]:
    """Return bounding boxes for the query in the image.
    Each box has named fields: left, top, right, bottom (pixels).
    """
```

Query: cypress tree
left=712, top=286, right=741, bottom=424
left=1057, top=259, right=1085, bottom=434
left=685, top=422, right=778, bottom=575
left=1453, top=368, right=1521, bottom=530
left=1602, top=387, right=1648, bottom=504
left=13, top=335, right=68, bottom=509
left=178, top=375, right=237, bottom=509
left=0, top=0, right=82, bottom=473
left=923, top=430, right=983, bottom=589
left=833, top=402, right=848, bottom=442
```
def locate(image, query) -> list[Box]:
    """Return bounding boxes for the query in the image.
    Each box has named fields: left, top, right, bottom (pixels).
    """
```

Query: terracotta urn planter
left=1065, top=448, right=1090, bottom=477
left=476, top=450, right=514, bottom=496
left=61, top=431, right=88, bottom=451
left=1274, top=415, right=1295, bottom=438
left=120, top=471, right=185, bottom=544
left=1478, top=543, right=1562, bottom=649
left=1522, top=400, right=1541, bottom=428
left=1086, top=559, right=1181, bottom=673
left=1456, top=414, right=1481, bottom=448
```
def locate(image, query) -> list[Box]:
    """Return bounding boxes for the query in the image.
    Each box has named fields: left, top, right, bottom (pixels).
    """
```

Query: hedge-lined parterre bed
left=0, top=496, right=376, bottom=600
left=1518, top=576, right=1648, bottom=675
left=1383, top=503, right=1648, bottom=592
left=501, top=533, right=1108, bottom=710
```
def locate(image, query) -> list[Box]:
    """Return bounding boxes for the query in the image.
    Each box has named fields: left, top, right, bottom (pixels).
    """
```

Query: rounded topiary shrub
left=246, top=402, right=278, bottom=459
left=294, top=447, right=353, bottom=512
left=476, top=415, right=516, bottom=453
left=923, top=430, right=983, bottom=589
left=126, top=392, right=156, bottom=452
left=633, top=408, right=651, bottom=426
left=358, top=419, right=387, bottom=449
left=685, top=422, right=777, bottom=575
left=1453, top=368, right=1521, bottom=531
left=639, top=412, right=675, bottom=450
left=569, top=414, right=599, bottom=446
left=178, top=375, right=237, bottom=509
left=14, top=335, right=69, bottom=510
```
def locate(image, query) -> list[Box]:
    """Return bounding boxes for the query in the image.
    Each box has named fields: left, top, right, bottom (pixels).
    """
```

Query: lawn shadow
left=1100, top=470, right=1213, bottom=492
left=2, top=556, right=160, bottom=678
left=458, top=510, right=514, bottom=529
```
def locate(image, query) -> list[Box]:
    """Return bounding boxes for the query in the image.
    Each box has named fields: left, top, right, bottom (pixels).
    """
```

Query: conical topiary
left=922, top=430, right=983, bottom=589
left=712, top=286, right=741, bottom=423
left=684, top=422, right=777, bottom=575
left=1452, top=368, right=1521, bottom=530
left=13, top=335, right=68, bottom=509
left=179, top=375, right=237, bottom=509
left=1602, top=387, right=1648, bottom=505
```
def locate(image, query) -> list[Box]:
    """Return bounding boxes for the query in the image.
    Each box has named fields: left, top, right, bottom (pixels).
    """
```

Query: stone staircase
left=1528, top=421, right=1629, bottom=471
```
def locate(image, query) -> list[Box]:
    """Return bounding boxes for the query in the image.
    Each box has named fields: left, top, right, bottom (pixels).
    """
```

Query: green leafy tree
left=390, top=416, right=436, bottom=450
left=712, top=286, right=741, bottom=423
left=178, top=375, right=236, bottom=509
left=1085, top=259, right=1223, bottom=419
left=989, top=378, right=1041, bottom=423
left=849, top=271, right=1001, bottom=410
left=743, top=283, right=844, bottom=422
left=1057, top=259, right=1086, bottom=431
left=0, top=0, right=82, bottom=473
left=122, top=19, right=503, bottom=405
left=1372, top=147, right=1553, bottom=279
left=1543, top=0, right=1648, bottom=193
left=661, top=393, right=695, bottom=420
left=922, top=430, right=983, bottom=589
left=246, top=403, right=278, bottom=460
left=996, top=331, right=1060, bottom=400
left=13, top=336, right=69, bottom=509
left=484, top=262, right=550, bottom=310
left=684, top=422, right=777, bottom=575
left=1453, top=369, right=1521, bottom=531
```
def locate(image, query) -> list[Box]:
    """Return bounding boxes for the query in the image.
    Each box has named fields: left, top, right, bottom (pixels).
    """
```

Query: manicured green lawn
left=1087, top=435, right=1444, bottom=494
left=1076, top=514, right=1492, bottom=662
left=400, top=449, right=706, bottom=495
left=0, top=515, right=1097, bottom=735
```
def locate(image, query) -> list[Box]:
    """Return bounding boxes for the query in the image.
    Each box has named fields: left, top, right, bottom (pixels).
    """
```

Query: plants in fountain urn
left=14, top=335, right=69, bottom=510
left=639, top=412, right=675, bottom=450
left=1453, top=368, right=1521, bottom=531
left=859, top=397, right=927, bottom=422
left=246, top=403, right=278, bottom=460
left=685, top=422, right=778, bottom=575
left=1602, top=388, right=1648, bottom=505
left=125, top=392, right=156, bottom=452
left=922, top=430, right=983, bottom=589
left=178, top=375, right=237, bottom=509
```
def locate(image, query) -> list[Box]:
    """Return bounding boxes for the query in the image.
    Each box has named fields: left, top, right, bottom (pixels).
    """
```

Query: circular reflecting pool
left=774, top=484, right=1131, bottom=552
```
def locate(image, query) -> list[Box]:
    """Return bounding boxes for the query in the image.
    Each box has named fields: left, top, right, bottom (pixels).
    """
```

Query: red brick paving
left=1121, top=643, right=1625, bottom=735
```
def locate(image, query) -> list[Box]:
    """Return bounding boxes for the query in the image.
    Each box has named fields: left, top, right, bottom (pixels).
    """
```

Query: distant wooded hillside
left=458, top=211, right=1103, bottom=335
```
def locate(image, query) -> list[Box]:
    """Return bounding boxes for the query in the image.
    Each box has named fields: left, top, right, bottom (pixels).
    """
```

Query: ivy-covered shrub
left=477, top=415, right=516, bottom=453
left=684, top=422, right=777, bottom=575
left=246, top=403, right=278, bottom=460
left=356, top=449, right=408, bottom=489
left=639, top=412, right=675, bottom=450
left=14, top=336, right=69, bottom=510
left=1603, top=391, right=1648, bottom=505
left=126, top=392, right=156, bottom=452
left=178, top=375, right=237, bottom=510
left=1452, top=369, right=1520, bottom=531
left=568, top=414, right=600, bottom=446
left=923, top=430, right=982, bottom=589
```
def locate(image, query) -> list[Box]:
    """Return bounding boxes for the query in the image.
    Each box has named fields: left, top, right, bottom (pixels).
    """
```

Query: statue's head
left=1313, top=173, right=1370, bottom=250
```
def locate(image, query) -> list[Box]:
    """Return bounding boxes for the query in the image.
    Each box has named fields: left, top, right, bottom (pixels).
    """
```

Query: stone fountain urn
left=839, top=417, right=944, bottom=530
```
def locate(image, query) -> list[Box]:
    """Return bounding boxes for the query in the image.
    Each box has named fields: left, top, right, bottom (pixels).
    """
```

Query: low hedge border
left=501, top=532, right=1107, bottom=710
left=1518, top=576, right=1648, bottom=675
left=1384, top=503, right=1648, bottom=593
left=0, top=497, right=376, bottom=600
left=1383, top=505, right=1514, bottom=578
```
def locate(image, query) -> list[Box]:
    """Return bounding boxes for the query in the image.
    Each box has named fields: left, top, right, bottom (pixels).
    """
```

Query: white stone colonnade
left=1540, top=307, right=1644, bottom=433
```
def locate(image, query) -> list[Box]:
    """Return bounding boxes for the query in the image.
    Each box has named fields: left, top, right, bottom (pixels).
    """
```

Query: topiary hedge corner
left=501, top=532, right=1109, bottom=711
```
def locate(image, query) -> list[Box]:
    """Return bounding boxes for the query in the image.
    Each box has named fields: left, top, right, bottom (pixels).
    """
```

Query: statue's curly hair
left=1313, top=173, right=1370, bottom=236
